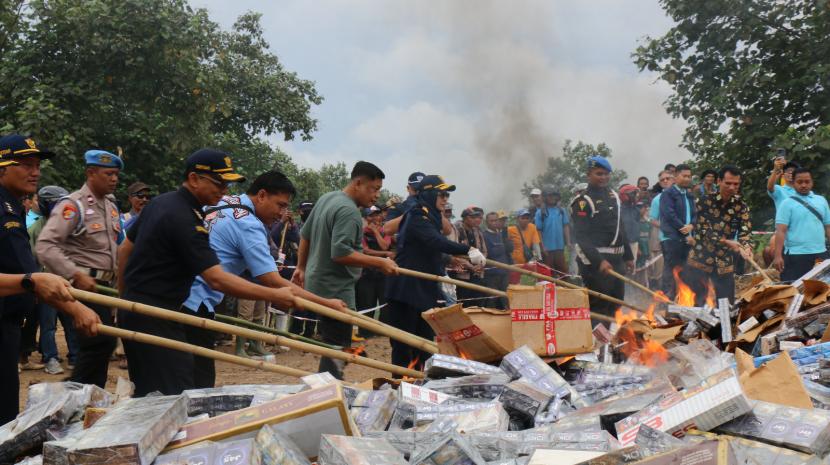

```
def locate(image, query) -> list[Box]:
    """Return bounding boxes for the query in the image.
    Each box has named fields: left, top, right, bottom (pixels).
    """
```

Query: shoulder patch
left=4, top=221, right=21, bottom=229
left=195, top=225, right=209, bottom=234
left=4, top=202, right=14, bottom=214
left=62, top=204, right=78, bottom=220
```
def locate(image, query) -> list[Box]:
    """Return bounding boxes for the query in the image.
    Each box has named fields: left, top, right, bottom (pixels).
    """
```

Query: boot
left=235, top=336, right=249, bottom=357
left=247, top=319, right=271, bottom=356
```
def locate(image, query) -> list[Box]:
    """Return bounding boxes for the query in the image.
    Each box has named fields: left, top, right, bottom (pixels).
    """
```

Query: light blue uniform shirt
left=26, top=210, right=40, bottom=228
left=183, top=194, right=277, bottom=312
left=768, top=184, right=796, bottom=210
left=775, top=192, right=830, bottom=255
left=649, top=193, right=666, bottom=241
left=535, top=205, right=569, bottom=251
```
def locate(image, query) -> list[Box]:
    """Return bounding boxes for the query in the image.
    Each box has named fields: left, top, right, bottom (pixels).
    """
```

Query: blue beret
left=587, top=155, right=612, bottom=172
left=85, top=150, right=124, bottom=169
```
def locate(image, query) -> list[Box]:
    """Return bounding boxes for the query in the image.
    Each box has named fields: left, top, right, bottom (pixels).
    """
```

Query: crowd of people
left=2, top=130, right=830, bottom=424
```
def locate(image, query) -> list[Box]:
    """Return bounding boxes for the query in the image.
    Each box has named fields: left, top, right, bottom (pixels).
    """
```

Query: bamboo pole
left=397, top=266, right=616, bottom=324
left=96, top=324, right=312, bottom=379
left=606, top=269, right=676, bottom=304
left=72, top=289, right=425, bottom=378
left=213, top=313, right=336, bottom=349
left=745, top=254, right=773, bottom=283
left=485, top=259, right=650, bottom=314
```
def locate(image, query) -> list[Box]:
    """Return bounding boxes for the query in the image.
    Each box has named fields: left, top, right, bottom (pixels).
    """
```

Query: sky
left=191, top=0, right=688, bottom=209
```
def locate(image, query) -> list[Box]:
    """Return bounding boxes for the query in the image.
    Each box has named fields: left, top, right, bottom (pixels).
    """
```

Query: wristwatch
left=21, top=273, right=35, bottom=293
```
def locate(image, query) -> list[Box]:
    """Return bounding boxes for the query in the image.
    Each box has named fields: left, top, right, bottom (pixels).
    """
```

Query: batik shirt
left=687, top=192, right=751, bottom=275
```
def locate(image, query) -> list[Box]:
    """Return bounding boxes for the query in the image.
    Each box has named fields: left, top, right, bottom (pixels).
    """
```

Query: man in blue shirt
left=659, top=164, right=697, bottom=299
left=535, top=187, right=570, bottom=274
left=648, top=170, right=674, bottom=290
left=182, top=171, right=349, bottom=387
left=767, top=157, right=800, bottom=210
left=772, top=167, right=830, bottom=282
left=482, top=211, right=513, bottom=309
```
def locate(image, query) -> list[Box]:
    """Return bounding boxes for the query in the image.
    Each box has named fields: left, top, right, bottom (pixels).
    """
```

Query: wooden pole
left=484, top=259, right=650, bottom=314
left=606, top=269, right=676, bottom=304
left=72, top=289, right=425, bottom=378
left=745, top=254, right=773, bottom=283
left=397, top=266, right=617, bottom=324
left=294, top=297, right=438, bottom=354
left=96, top=324, right=312, bottom=379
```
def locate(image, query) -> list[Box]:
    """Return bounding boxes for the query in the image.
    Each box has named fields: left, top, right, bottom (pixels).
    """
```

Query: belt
left=596, top=246, right=624, bottom=255
left=77, top=266, right=115, bottom=283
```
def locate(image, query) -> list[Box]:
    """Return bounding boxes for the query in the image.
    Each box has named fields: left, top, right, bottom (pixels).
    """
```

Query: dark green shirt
left=300, top=191, right=363, bottom=306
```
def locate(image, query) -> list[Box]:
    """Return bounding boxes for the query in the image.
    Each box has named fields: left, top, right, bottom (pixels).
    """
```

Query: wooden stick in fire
left=396, top=266, right=617, bottom=324
left=744, top=252, right=774, bottom=283
left=96, top=324, right=313, bottom=379
left=73, top=288, right=426, bottom=378
left=483, top=259, right=651, bottom=314
left=605, top=269, right=676, bottom=304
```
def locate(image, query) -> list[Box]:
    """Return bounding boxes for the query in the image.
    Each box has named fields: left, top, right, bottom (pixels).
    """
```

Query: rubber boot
left=235, top=336, right=249, bottom=357
left=247, top=320, right=271, bottom=356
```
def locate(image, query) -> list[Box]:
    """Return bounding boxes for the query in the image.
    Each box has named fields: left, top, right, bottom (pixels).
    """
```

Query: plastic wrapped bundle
left=349, top=389, right=398, bottom=434
left=254, top=424, right=310, bottom=465
left=410, top=402, right=509, bottom=435
left=565, top=380, right=675, bottom=434
left=716, top=400, right=830, bottom=455
left=498, top=380, right=553, bottom=431
left=25, top=382, right=112, bottom=413
left=423, top=374, right=511, bottom=400
left=67, top=395, right=188, bottom=465
left=423, top=355, right=504, bottom=378
left=632, top=425, right=684, bottom=457
left=0, top=392, right=78, bottom=463
left=362, top=431, right=444, bottom=460
left=499, top=346, right=588, bottom=408
left=536, top=415, right=602, bottom=434
left=15, top=455, right=43, bottom=465
left=486, top=430, right=616, bottom=461
left=43, top=422, right=85, bottom=465
left=318, top=435, right=407, bottom=465
left=182, top=384, right=304, bottom=417
left=408, top=431, right=486, bottom=465
left=413, top=401, right=504, bottom=427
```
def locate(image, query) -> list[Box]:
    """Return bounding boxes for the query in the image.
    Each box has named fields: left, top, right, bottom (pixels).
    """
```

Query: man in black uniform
left=570, top=156, right=634, bottom=321
left=0, top=134, right=100, bottom=423
left=116, top=149, right=295, bottom=396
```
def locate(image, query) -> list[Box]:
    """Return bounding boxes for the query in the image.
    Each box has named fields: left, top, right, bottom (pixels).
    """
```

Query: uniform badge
left=195, top=225, right=208, bottom=234
left=99, top=154, right=112, bottom=164
left=90, top=223, right=103, bottom=230
left=578, top=200, right=587, bottom=211
left=224, top=156, right=232, bottom=167
left=3, top=202, right=13, bottom=214
left=62, top=204, right=78, bottom=220
left=4, top=221, right=21, bottom=229
left=85, top=209, right=95, bottom=215
left=25, top=138, right=37, bottom=150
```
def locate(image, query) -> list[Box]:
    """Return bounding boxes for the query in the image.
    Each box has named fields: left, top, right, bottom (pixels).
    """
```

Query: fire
left=638, top=340, right=669, bottom=366
left=407, top=355, right=421, bottom=371
left=705, top=282, right=716, bottom=308
left=673, top=267, right=696, bottom=306
left=345, top=345, right=366, bottom=357
left=644, top=303, right=655, bottom=322
left=615, top=307, right=639, bottom=326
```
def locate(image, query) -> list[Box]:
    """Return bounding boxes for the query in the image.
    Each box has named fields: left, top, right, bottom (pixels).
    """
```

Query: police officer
left=570, top=156, right=634, bottom=321
left=0, top=134, right=99, bottom=423
left=385, top=175, right=485, bottom=371
left=117, top=149, right=295, bottom=396
left=37, top=150, right=123, bottom=388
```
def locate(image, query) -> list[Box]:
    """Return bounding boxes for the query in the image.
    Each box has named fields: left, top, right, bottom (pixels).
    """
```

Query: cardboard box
left=508, top=284, right=593, bottom=357
left=614, top=370, right=751, bottom=447
left=164, top=384, right=355, bottom=459
left=422, top=304, right=513, bottom=362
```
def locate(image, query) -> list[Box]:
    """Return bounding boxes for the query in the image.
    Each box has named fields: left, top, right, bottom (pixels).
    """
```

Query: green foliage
left=633, top=0, right=830, bottom=226
left=522, top=140, right=629, bottom=207
left=0, top=0, right=322, bottom=198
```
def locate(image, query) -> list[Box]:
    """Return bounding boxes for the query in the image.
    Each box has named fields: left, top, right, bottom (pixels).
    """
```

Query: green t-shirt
left=300, top=191, right=363, bottom=307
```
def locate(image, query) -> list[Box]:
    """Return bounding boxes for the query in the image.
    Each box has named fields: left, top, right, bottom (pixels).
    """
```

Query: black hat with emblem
left=0, top=134, right=55, bottom=167
left=185, top=148, right=246, bottom=183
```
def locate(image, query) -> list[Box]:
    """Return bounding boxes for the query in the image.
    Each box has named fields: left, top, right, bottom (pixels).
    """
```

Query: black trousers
left=684, top=266, right=735, bottom=306
left=356, top=273, right=387, bottom=331
left=454, top=275, right=489, bottom=306
left=317, top=316, right=352, bottom=380
left=183, top=305, right=217, bottom=389
left=782, top=252, right=829, bottom=282
left=483, top=272, right=510, bottom=309
left=386, top=299, right=434, bottom=375
left=660, top=239, right=690, bottom=300
left=19, top=303, right=38, bottom=358
left=121, top=309, right=193, bottom=396
left=70, top=301, right=116, bottom=388
left=578, top=254, right=625, bottom=323
left=1, top=318, right=22, bottom=424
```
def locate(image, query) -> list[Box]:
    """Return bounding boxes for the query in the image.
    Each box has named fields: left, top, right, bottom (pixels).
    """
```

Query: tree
left=0, top=0, right=322, bottom=195
left=522, top=140, right=628, bottom=208
left=633, top=0, right=830, bottom=224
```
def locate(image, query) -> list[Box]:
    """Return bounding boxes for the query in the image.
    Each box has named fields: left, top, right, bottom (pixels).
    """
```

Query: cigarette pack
left=349, top=389, right=398, bottom=434
left=165, top=384, right=355, bottom=459
left=67, top=395, right=188, bottom=465
left=399, top=382, right=453, bottom=405
left=716, top=399, right=830, bottom=455
left=508, top=285, right=593, bottom=357
left=614, top=369, right=751, bottom=447
left=42, top=422, right=85, bottom=465
left=183, top=384, right=304, bottom=417
left=362, top=431, right=444, bottom=460
left=213, top=438, right=255, bottom=465
left=318, top=435, right=407, bottom=465
left=499, top=380, right=553, bottom=430
left=623, top=439, right=736, bottom=465
left=253, top=423, right=310, bottom=465
left=408, top=431, right=486, bottom=465
left=568, top=380, right=675, bottom=434
left=500, top=345, right=588, bottom=408
left=423, top=354, right=504, bottom=378
left=423, top=374, right=510, bottom=400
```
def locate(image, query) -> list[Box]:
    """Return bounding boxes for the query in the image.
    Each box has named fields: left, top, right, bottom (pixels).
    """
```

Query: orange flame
left=345, top=345, right=366, bottom=357
left=644, top=303, right=656, bottom=322
left=615, top=307, right=639, bottom=326
left=638, top=340, right=669, bottom=366
left=673, top=267, right=696, bottom=306
left=705, top=282, right=716, bottom=308
left=407, top=355, right=421, bottom=371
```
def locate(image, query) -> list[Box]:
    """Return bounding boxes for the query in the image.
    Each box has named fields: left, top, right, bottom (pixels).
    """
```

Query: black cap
left=127, top=182, right=151, bottom=195
left=185, top=149, right=245, bottom=183
left=408, top=171, right=425, bottom=187
left=0, top=134, right=55, bottom=166
left=461, top=206, right=484, bottom=218
left=418, top=175, right=456, bottom=192
left=298, top=200, right=314, bottom=210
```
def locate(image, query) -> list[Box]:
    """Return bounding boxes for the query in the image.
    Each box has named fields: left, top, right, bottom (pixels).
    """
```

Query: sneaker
left=20, top=360, right=45, bottom=370
left=44, top=359, right=64, bottom=375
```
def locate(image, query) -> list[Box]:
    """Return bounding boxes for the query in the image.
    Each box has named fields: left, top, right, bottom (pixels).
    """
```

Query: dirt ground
left=18, top=327, right=393, bottom=410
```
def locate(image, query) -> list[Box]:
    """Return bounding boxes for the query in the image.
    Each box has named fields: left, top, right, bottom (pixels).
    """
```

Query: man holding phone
left=767, top=151, right=800, bottom=210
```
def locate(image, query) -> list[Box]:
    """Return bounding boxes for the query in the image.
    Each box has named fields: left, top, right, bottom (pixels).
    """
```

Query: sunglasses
left=197, top=174, right=229, bottom=189
left=438, top=192, right=451, bottom=199
left=659, top=177, right=672, bottom=182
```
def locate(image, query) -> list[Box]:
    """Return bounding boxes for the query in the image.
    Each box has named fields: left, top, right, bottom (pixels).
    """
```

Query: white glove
left=468, top=247, right=486, bottom=266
